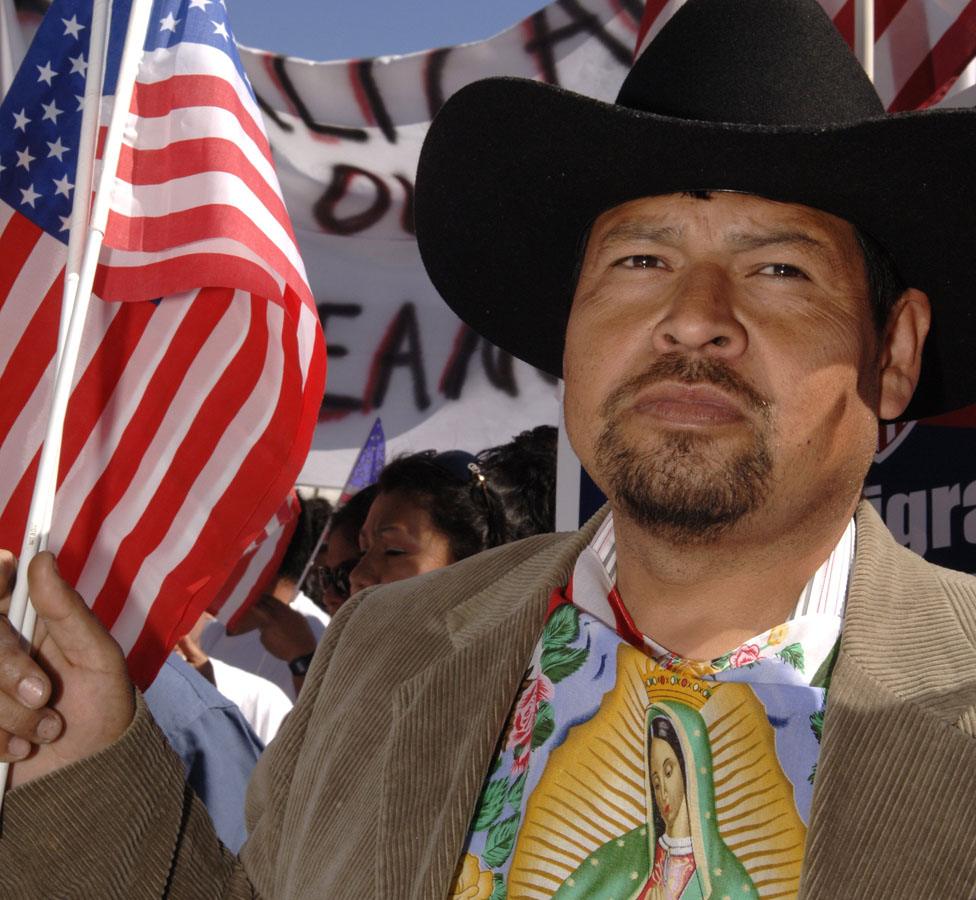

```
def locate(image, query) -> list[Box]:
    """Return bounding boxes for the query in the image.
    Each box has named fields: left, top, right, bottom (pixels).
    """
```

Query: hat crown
left=619, top=0, right=885, bottom=127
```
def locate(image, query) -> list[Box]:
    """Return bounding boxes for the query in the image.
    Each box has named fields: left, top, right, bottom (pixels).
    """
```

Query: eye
left=617, top=254, right=666, bottom=270
left=758, top=262, right=807, bottom=278
left=384, top=547, right=406, bottom=557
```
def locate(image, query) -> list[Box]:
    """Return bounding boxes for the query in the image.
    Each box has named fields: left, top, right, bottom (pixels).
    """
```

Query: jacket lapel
left=801, top=503, right=976, bottom=897
left=375, top=516, right=604, bottom=898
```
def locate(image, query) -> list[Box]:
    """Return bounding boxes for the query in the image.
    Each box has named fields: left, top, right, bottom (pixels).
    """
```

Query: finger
left=0, top=550, right=16, bottom=614
left=0, top=690, right=63, bottom=758
left=0, top=612, right=54, bottom=709
left=27, top=553, right=127, bottom=674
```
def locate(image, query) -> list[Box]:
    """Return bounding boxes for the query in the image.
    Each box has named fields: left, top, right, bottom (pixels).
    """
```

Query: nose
left=348, top=552, right=378, bottom=596
left=650, top=264, right=747, bottom=357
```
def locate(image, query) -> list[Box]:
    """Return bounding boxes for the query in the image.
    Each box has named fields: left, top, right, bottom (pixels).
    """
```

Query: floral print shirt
left=450, top=515, right=854, bottom=900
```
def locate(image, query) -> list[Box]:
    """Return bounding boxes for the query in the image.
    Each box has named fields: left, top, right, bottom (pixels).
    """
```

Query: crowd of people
left=146, top=425, right=557, bottom=848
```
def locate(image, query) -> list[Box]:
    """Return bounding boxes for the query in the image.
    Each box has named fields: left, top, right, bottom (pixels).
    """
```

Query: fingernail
left=35, top=715, right=61, bottom=742
left=17, top=676, right=44, bottom=706
left=8, top=736, right=30, bottom=758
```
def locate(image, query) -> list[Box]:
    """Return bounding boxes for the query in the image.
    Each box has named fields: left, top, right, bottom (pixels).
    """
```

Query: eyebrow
left=725, top=228, right=828, bottom=253
left=596, top=221, right=683, bottom=250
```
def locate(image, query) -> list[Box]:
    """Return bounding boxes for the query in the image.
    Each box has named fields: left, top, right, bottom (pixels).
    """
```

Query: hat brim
left=415, top=77, right=976, bottom=421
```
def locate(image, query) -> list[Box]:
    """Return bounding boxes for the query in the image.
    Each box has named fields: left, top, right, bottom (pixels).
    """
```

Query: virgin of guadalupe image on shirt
left=507, top=649, right=808, bottom=898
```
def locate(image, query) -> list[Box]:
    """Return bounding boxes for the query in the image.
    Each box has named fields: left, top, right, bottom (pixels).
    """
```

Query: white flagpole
left=855, top=0, right=875, bottom=83
left=2, top=0, right=155, bottom=801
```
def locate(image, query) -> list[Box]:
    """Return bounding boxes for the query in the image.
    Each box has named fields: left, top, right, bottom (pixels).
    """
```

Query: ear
left=877, top=288, right=931, bottom=420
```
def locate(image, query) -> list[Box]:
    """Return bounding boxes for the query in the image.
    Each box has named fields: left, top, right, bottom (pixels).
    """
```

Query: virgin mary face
left=650, top=737, right=688, bottom=836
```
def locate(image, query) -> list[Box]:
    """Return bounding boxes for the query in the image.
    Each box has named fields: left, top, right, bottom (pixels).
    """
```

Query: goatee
left=594, top=356, right=773, bottom=543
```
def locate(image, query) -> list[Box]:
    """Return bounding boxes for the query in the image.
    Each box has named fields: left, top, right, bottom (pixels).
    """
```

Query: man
left=0, top=0, right=974, bottom=896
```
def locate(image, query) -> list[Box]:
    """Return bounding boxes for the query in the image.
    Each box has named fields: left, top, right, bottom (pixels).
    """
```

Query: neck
left=612, top=497, right=858, bottom=660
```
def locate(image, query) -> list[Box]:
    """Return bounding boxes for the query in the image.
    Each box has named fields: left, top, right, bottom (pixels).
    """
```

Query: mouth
left=632, top=382, right=749, bottom=427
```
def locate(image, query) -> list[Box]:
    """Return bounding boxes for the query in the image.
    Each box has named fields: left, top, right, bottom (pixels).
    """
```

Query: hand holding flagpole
left=1, top=0, right=154, bottom=806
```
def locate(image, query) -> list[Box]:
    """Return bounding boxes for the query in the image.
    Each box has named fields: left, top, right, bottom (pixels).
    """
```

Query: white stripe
left=107, top=169, right=304, bottom=277
left=0, top=228, right=65, bottom=367
left=635, top=0, right=686, bottom=57
left=214, top=517, right=288, bottom=624
left=48, top=297, right=188, bottom=543
left=137, top=41, right=266, bottom=145
left=296, top=301, right=317, bottom=387
left=123, top=104, right=281, bottom=195
left=72, top=294, right=253, bottom=607
left=101, top=236, right=288, bottom=296
left=873, top=0, right=966, bottom=107
left=818, top=0, right=848, bottom=20
left=114, top=300, right=287, bottom=652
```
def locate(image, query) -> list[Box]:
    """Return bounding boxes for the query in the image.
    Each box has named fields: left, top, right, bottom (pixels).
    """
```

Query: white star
left=41, top=99, right=63, bottom=123
left=36, top=60, right=57, bottom=85
left=189, top=0, right=210, bottom=8
left=211, top=19, right=229, bottom=39
left=160, top=12, right=180, bottom=31
left=69, top=53, right=88, bottom=77
left=62, top=15, right=85, bottom=39
left=13, top=108, right=30, bottom=131
left=0, top=160, right=5, bottom=176
left=59, top=215, right=72, bottom=232
left=20, top=184, right=41, bottom=207
left=53, top=174, right=74, bottom=198
left=47, top=137, right=69, bottom=161
left=75, top=95, right=85, bottom=111
left=16, top=147, right=35, bottom=171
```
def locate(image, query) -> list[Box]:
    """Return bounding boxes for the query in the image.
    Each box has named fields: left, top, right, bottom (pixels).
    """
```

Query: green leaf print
left=541, top=646, right=588, bottom=683
left=489, top=753, right=502, bottom=776
left=471, top=778, right=509, bottom=832
left=542, top=603, right=580, bottom=650
left=531, top=701, right=555, bottom=750
left=508, top=772, right=528, bottom=808
left=776, top=642, right=806, bottom=671
left=483, top=814, right=520, bottom=868
left=489, top=872, right=507, bottom=900
left=810, top=708, right=825, bottom=743
left=810, top=637, right=841, bottom=689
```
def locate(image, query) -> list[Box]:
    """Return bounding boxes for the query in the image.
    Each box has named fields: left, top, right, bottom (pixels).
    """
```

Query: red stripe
left=100, top=206, right=303, bottom=299
left=95, top=249, right=285, bottom=308
left=206, top=544, right=258, bottom=617
left=58, top=289, right=234, bottom=589
left=56, top=302, right=156, bottom=490
left=130, top=74, right=273, bottom=165
left=224, top=511, right=298, bottom=633
left=634, top=0, right=671, bottom=59
left=832, top=0, right=911, bottom=49
left=0, top=302, right=151, bottom=562
left=889, top=2, right=976, bottom=110
left=114, top=136, right=294, bottom=239
left=0, top=271, right=62, bottom=450
left=0, top=213, right=44, bottom=309
left=0, top=449, right=39, bottom=553
left=90, top=292, right=267, bottom=633
left=127, top=298, right=324, bottom=687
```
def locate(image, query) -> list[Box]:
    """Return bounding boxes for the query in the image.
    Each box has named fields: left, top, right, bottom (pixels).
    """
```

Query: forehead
left=587, top=192, right=859, bottom=251
left=363, top=489, right=435, bottom=534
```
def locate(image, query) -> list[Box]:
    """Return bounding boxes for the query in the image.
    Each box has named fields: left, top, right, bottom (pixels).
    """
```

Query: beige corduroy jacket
left=2, top=502, right=976, bottom=899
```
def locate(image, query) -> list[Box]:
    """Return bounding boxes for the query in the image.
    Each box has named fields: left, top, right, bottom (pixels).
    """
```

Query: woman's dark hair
left=479, top=426, right=557, bottom=540
left=649, top=715, right=687, bottom=838
left=328, top=484, right=378, bottom=545
left=376, top=450, right=508, bottom=561
left=278, top=495, right=332, bottom=584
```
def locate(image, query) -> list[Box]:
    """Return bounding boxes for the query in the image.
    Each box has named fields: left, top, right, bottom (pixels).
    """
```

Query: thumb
left=27, top=552, right=128, bottom=673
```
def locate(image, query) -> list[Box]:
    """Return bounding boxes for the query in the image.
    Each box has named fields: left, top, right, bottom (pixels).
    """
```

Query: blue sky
left=229, top=0, right=549, bottom=61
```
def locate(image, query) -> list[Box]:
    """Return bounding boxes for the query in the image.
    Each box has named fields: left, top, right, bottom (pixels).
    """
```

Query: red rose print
left=506, top=673, right=554, bottom=752
left=729, top=643, right=761, bottom=668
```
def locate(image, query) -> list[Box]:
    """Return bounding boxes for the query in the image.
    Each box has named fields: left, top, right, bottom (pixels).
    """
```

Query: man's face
left=563, top=192, right=884, bottom=543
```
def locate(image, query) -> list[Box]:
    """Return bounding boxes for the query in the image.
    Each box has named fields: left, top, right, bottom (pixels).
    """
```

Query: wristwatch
left=288, top=652, right=315, bottom=677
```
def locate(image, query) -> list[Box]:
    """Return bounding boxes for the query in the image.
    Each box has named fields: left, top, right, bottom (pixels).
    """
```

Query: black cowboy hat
left=414, top=0, right=976, bottom=421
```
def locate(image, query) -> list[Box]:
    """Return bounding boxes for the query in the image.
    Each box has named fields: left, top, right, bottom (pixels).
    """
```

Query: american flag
left=207, top=490, right=300, bottom=631
left=0, top=0, right=326, bottom=688
left=636, top=0, right=976, bottom=112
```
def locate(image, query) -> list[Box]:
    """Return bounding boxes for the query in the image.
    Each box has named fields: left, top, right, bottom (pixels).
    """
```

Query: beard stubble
left=594, top=355, right=774, bottom=543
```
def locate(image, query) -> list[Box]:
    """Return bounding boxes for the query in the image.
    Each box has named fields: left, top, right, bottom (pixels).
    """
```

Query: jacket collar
left=801, top=500, right=976, bottom=897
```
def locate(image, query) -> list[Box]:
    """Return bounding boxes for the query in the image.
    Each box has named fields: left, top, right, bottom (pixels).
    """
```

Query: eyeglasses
left=305, top=557, right=359, bottom=601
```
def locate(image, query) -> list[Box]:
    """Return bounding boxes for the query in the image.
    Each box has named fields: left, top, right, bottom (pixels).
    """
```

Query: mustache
left=600, top=354, right=771, bottom=420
